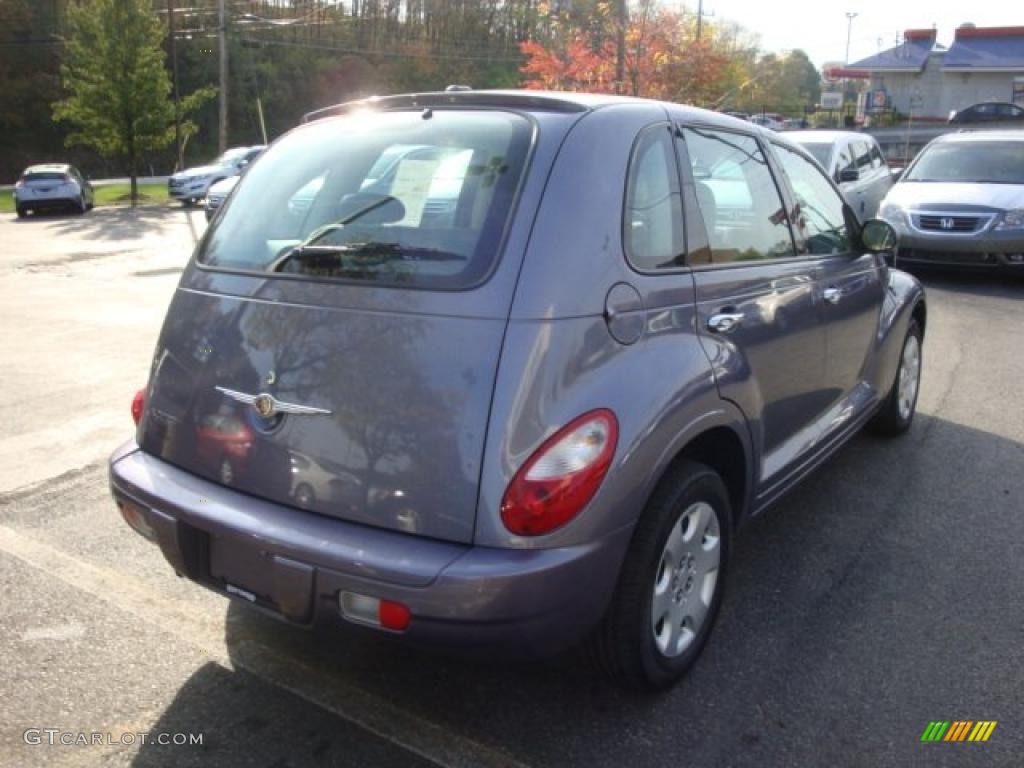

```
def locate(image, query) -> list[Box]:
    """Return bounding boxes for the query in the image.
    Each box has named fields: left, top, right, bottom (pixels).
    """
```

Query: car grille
left=914, top=214, right=985, bottom=233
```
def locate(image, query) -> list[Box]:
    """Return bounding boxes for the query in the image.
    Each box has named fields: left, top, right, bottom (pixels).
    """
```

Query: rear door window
left=199, top=110, right=533, bottom=290
left=681, top=127, right=795, bottom=263
left=855, top=141, right=873, bottom=170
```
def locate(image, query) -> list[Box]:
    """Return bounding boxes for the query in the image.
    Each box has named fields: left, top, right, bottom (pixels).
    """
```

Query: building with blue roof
left=848, top=26, right=1024, bottom=120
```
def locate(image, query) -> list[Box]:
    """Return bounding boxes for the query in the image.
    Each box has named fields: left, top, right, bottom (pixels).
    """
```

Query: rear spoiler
left=302, top=91, right=589, bottom=123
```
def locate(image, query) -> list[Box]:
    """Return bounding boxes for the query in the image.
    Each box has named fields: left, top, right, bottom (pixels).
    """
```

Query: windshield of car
left=198, top=109, right=532, bottom=289
left=214, top=148, right=250, bottom=165
left=799, top=143, right=833, bottom=170
left=23, top=171, right=67, bottom=182
left=904, top=141, right=1024, bottom=183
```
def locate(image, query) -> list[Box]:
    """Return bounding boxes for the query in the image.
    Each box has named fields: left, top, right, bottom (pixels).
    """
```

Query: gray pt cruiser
left=110, top=90, right=926, bottom=690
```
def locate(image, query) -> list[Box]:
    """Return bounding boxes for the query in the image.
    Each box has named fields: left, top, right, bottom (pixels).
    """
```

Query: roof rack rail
left=302, top=91, right=590, bottom=123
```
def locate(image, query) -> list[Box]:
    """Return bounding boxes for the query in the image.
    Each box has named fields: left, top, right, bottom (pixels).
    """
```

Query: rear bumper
left=16, top=196, right=78, bottom=210
left=108, top=441, right=630, bottom=656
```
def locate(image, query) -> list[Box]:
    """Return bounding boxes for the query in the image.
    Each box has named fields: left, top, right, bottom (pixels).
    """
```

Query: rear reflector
left=131, top=388, right=145, bottom=425
left=118, top=500, right=156, bottom=541
left=338, top=591, right=411, bottom=632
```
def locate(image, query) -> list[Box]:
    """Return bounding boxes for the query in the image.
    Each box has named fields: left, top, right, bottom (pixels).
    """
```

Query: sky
left=694, top=0, right=1022, bottom=67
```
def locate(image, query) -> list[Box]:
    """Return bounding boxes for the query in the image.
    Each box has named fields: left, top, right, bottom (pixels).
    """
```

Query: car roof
left=304, top=88, right=773, bottom=133
left=24, top=163, right=71, bottom=173
left=936, top=129, right=1024, bottom=143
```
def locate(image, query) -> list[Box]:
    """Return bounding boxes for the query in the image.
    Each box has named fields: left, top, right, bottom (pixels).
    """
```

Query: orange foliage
left=520, top=9, right=733, bottom=105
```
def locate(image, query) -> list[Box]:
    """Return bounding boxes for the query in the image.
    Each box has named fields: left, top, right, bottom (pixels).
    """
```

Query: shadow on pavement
left=134, top=411, right=1024, bottom=767
left=27, top=205, right=198, bottom=243
left=129, top=662, right=434, bottom=768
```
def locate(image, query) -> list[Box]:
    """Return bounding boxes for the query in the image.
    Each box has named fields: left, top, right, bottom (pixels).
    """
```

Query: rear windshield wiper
left=272, top=242, right=466, bottom=273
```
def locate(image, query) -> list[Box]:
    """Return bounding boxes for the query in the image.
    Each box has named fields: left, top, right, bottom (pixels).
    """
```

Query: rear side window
left=624, top=126, right=685, bottom=270
left=774, top=144, right=851, bottom=255
left=682, top=127, right=795, bottom=263
left=198, top=110, right=533, bottom=290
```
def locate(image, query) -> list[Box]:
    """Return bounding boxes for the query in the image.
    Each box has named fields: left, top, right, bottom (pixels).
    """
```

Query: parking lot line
left=0, top=522, right=531, bottom=768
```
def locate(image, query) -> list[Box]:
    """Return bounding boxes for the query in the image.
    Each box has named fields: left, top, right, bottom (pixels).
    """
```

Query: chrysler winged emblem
left=215, top=387, right=332, bottom=418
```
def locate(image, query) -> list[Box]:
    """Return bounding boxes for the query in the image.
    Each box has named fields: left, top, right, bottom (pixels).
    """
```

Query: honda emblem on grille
left=940, top=217, right=955, bottom=230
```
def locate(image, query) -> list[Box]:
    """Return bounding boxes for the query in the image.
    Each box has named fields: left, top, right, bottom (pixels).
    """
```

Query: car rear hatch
left=20, top=171, right=71, bottom=199
left=138, top=105, right=571, bottom=544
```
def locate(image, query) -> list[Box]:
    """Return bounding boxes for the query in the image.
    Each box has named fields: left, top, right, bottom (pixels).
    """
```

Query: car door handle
left=823, top=287, right=842, bottom=305
left=707, top=312, right=745, bottom=334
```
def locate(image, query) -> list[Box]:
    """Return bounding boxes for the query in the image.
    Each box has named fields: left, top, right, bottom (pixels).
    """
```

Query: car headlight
left=878, top=202, right=906, bottom=227
left=996, top=209, right=1024, bottom=230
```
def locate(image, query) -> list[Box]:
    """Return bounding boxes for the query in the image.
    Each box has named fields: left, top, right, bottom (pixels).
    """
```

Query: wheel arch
left=648, top=416, right=753, bottom=531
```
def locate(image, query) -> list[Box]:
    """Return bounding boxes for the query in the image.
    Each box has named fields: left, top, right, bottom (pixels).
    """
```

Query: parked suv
left=167, top=145, right=264, bottom=205
left=14, top=163, right=94, bottom=217
left=788, top=131, right=893, bottom=221
left=110, top=91, right=925, bottom=690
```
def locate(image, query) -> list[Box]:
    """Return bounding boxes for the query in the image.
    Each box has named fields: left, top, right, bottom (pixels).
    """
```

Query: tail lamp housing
left=500, top=409, right=618, bottom=536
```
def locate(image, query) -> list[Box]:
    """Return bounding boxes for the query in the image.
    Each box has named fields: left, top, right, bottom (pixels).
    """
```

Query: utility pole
left=615, top=0, right=626, bottom=94
left=696, top=0, right=704, bottom=42
left=168, top=0, right=183, bottom=171
left=845, top=11, right=858, bottom=64
left=218, top=0, right=228, bottom=154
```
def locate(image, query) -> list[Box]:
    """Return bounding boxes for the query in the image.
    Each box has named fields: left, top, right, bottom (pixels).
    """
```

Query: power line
left=235, top=36, right=524, bottom=63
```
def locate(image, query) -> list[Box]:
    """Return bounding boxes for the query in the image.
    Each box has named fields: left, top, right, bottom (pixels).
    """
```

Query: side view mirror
left=838, top=167, right=860, bottom=183
left=861, top=219, right=897, bottom=254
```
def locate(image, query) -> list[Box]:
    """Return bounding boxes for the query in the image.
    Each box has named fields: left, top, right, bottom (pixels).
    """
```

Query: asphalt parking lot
left=1, top=205, right=1022, bottom=767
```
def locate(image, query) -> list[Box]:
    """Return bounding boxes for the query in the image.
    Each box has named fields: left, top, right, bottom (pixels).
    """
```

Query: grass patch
left=94, top=182, right=169, bottom=206
left=1, top=181, right=168, bottom=213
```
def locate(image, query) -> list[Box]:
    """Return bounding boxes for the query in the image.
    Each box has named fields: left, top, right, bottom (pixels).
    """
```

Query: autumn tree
left=53, top=0, right=212, bottom=203
left=520, top=3, right=738, bottom=105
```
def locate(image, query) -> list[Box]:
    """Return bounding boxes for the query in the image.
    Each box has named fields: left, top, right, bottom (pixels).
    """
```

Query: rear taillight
left=131, top=388, right=145, bottom=425
left=501, top=409, right=618, bottom=536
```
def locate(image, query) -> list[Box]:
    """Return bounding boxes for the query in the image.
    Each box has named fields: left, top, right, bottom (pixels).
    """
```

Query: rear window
left=198, top=110, right=533, bottom=290
left=24, top=172, right=67, bottom=182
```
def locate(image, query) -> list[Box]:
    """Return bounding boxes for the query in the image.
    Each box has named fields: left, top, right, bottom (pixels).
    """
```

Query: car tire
left=868, top=319, right=923, bottom=436
left=16, top=206, right=26, bottom=219
left=75, top=196, right=87, bottom=215
left=590, top=460, right=731, bottom=691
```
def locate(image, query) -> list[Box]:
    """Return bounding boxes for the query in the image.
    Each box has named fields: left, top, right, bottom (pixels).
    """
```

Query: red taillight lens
left=378, top=600, right=412, bottom=631
left=501, top=409, right=618, bottom=536
left=131, top=388, right=145, bottom=425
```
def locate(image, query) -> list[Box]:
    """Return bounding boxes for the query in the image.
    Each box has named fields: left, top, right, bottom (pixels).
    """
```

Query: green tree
left=53, top=0, right=212, bottom=203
